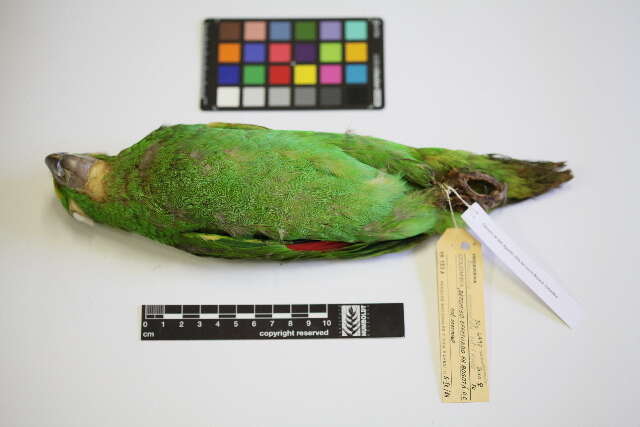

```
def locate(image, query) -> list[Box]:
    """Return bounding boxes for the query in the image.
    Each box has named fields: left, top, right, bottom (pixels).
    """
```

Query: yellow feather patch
left=84, top=160, right=110, bottom=202
left=198, top=234, right=224, bottom=241
left=196, top=233, right=264, bottom=244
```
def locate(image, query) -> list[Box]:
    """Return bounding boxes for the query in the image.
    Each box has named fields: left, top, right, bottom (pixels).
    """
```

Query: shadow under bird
left=45, top=122, right=572, bottom=260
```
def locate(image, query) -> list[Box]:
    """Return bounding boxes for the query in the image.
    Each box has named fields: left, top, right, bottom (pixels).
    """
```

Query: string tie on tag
left=440, top=184, right=473, bottom=229
left=445, top=184, right=471, bottom=209
left=439, top=184, right=460, bottom=228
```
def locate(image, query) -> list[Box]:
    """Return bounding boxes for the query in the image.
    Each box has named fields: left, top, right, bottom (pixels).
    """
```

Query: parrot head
left=45, top=152, right=108, bottom=225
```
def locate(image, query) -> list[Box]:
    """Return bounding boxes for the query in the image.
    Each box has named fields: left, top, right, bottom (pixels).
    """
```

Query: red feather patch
left=286, top=241, right=350, bottom=252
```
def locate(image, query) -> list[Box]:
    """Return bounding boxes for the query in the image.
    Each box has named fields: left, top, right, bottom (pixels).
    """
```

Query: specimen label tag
left=436, top=228, right=489, bottom=403
left=461, top=203, right=582, bottom=328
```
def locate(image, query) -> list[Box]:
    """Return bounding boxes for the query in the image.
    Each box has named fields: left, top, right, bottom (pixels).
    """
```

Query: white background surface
left=1, top=1, right=639, bottom=426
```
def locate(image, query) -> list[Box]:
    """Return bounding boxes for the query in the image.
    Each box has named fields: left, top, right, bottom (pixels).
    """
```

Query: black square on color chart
left=202, top=18, right=384, bottom=110
left=345, top=86, right=371, bottom=106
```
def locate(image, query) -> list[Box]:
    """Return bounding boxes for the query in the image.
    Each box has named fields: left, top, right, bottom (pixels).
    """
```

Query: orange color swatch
left=218, top=43, right=241, bottom=63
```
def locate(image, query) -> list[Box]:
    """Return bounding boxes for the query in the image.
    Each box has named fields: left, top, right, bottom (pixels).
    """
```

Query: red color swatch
left=269, top=65, right=291, bottom=84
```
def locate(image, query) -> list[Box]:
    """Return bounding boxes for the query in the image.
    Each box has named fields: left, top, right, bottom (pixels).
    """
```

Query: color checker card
left=201, top=18, right=384, bottom=110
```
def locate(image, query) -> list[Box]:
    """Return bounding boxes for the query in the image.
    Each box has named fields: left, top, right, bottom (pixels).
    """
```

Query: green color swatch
left=319, top=42, right=342, bottom=62
left=295, top=21, right=316, bottom=40
left=243, top=65, right=265, bottom=85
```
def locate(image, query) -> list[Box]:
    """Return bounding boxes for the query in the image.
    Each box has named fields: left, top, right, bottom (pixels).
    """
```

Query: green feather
left=49, top=123, right=572, bottom=260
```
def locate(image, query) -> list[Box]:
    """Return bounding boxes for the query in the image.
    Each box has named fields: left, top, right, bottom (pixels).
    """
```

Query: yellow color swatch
left=345, top=42, right=368, bottom=62
left=294, top=64, right=317, bottom=84
left=218, top=43, right=241, bottom=63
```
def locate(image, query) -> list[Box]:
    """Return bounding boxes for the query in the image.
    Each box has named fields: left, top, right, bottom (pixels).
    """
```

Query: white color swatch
left=216, top=86, right=240, bottom=107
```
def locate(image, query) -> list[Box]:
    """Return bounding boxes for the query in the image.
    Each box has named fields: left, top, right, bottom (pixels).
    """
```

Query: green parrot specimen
left=45, top=123, right=572, bottom=260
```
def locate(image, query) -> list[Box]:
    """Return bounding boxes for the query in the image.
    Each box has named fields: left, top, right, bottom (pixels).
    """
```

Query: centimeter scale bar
left=144, top=304, right=330, bottom=319
left=141, top=303, right=404, bottom=340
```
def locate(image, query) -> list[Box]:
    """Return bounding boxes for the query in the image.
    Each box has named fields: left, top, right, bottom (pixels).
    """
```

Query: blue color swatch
left=218, top=65, right=240, bottom=84
left=269, top=21, right=291, bottom=40
left=243, top=43, right=266, bottom=62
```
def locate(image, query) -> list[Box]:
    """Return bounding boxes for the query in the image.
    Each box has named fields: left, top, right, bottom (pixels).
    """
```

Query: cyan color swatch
left=345, top=20, right=367, bottom=40
left=345, top=64, right=367, bottom=84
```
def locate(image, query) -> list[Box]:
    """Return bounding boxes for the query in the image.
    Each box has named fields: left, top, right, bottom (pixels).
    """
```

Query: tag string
left=440, top=184, right=459, bottom=228
left=440, top=184, right=472, bottom=229
left=446, top=185, right=471, bottom=209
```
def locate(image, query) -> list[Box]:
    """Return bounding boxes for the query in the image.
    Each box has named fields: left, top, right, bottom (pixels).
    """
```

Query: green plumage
left=48, top=123, right=572, bottom=260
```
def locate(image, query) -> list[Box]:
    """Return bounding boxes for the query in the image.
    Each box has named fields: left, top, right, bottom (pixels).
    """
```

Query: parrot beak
left=45, top=152, right=96, bottom=190
left=45, top=152, right=65, bottom=179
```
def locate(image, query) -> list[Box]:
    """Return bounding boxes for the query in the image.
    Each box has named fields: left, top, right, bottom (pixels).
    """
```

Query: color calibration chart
left=202, top=18, right=384, bottom=110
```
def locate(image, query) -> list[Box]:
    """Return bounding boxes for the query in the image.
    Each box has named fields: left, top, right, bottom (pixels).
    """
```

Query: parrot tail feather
left=485, top=154, right=573, bottom=201
left=419, top=148, right=573, bottom=209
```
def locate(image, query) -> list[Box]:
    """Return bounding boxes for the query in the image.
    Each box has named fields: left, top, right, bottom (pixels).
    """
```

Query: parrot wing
left=316, top=131, right=572, bottom=206
left=209, top=123, right=435, bottom=188
left=246, top=127, right=572, bottom=205
left=175, top=230, right=428, bottom=260
left=321, top=133, right=434, bottom=188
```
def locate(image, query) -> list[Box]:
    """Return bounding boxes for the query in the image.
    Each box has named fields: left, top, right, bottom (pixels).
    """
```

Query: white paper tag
left=461, top=203, right=583, bottom=328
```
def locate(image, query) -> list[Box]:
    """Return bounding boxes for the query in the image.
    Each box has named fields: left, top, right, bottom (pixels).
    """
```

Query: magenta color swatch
left=320, top=65, right=342, bottom=84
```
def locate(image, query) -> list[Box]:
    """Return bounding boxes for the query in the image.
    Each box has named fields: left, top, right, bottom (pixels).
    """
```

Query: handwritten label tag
left=436, top=228, right=489, bottom=403
left=461, top=203, right=582, bottom=328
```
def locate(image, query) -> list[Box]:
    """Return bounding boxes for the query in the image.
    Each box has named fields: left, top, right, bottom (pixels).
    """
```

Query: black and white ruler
left=141, top=303, right=404, bottom=340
